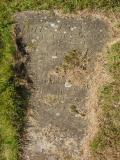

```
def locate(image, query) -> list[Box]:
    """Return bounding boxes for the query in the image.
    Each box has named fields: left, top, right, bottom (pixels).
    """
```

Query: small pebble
left=65, top=81, right=72, bottom=88
left=50, top=23, right=58, bottom=29
left=36, top=36, right=39, bottom=40
left=70, top=27, right=77, bottom=31
left=50, top=23, right=55, bottom=27
left=36, top=49, right=39, bottom=52
left=31, top=39, right=36, bottom=43
left=56, top=113, right=60, bottom=116
left=71, top=28, right=74, bottom=31
left=75, top=114, right=81, bottom=118
left=57, top=20, right=60, bottom=23
left=52, top=56, right=58, bottom=59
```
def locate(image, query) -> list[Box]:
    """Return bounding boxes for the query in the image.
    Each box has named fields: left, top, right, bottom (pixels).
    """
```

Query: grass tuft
left=91, top=42, right=120, bottom=160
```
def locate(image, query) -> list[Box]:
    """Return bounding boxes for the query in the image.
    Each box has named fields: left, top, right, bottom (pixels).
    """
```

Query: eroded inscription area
left=15, top=11, right=111, bottom=160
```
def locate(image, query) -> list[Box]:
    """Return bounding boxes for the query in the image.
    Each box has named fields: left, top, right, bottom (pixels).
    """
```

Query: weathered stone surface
left=15, top=11, right=111, bottom=160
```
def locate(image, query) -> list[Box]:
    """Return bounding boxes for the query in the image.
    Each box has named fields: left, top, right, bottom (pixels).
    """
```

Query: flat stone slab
left=15, top=11, right=111, bottom=160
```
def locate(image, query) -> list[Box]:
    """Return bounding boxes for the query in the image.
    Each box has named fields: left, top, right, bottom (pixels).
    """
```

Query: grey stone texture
left=15, top=11, right=111, bottom=160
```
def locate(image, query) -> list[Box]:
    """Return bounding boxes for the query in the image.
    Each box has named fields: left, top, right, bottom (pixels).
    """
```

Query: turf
left=0, top=0, right=120, bottom=160
left=8, top=0, right=120, bottom=12
left=91, top=42, right=120, bottom=160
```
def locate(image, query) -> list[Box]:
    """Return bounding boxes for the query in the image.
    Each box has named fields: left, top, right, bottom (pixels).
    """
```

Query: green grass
left=61, top=50, right=88, bottom=71
left=0, top=3, right=26, bottom=159
left=63, top=50, right=82, bottom=69
left=70, top=105, right=79, bottom=114
left=7, top=0, right=120, bottom=12
left=0, top=29, right=19, bottom=160
left=0, top=26, right=27, bottom=159
left=0, top=0, right=120, bottom=160
left=91, top=42, right=120, bottom=160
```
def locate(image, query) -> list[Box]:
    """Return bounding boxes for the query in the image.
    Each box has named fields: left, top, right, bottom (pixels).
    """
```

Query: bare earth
left=15, top=11, right=112, bottom=160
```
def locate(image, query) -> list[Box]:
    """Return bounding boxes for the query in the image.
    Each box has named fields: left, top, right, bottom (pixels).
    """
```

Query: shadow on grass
left=14, top=24, right=32, bottom=159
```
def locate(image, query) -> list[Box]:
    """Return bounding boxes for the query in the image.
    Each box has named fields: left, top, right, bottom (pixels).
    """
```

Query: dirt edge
left=81, top=38, right=120, bottom=160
